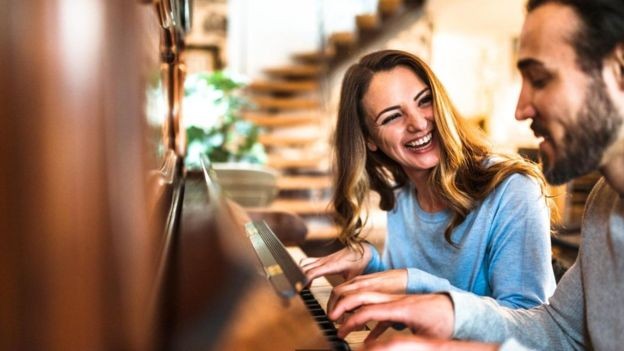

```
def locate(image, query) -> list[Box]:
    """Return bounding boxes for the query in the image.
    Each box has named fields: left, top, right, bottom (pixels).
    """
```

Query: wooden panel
left=0, top=1, right=158, bottom=350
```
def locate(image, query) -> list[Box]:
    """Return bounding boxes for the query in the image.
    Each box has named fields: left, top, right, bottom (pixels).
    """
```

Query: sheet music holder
left=244, top=221, right=309, bottom=298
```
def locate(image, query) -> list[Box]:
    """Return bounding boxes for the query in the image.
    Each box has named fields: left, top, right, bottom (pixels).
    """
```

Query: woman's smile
left=405, top=131, right=434, bottom=151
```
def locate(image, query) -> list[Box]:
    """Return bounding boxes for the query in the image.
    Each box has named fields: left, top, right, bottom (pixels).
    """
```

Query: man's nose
left=515, top=85, right=536, bottom=121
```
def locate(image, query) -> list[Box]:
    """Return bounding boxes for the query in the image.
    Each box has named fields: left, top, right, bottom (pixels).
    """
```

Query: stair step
left=291, top=50, right=334, bottom=64
left=251, top=96, right=320, bottom=110
left=243, top=111, right=320, bottom=127
left=268, top=198, right=332, bottom=216
left=247, top=80, right=319, bottom=94
left=329, top=31, right=356, bottom=46
left=328, top=31, right=357, bottom=58
left=264, top=64, right=324, bottom=79
left=277, top=175, right=332, bottom=191
left=259, top=134, right=318, bottom=147
left=356, top=13, right=381, bottom=32
left=267, top=155, right=327, bottom=171
left=306, top=224, right=341, bottom=241
left=378, top=0, right=404, bottom=18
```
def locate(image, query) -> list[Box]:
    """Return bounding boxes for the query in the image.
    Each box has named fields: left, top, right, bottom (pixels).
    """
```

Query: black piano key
left=313, top=315, right=328, bottom=322
left=317, top=320, right=335, bottom=331
left=308, top=308, right=325, bottom=316
left=331, top=341, right=351, bottom=351
left=299, top=283, right=351, bottom=350
left=326, top=336, right=350, bottom=351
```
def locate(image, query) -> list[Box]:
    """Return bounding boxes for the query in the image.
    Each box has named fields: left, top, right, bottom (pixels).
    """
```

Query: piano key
left=288, top=247, right=367, bottom=350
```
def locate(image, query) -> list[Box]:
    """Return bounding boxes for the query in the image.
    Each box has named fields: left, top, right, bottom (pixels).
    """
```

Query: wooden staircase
left=244, top=56, right=336, bottom=240
left=243, top=0, right=427, bottom=242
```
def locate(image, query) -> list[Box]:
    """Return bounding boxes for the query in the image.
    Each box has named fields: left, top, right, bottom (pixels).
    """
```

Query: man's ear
left=366, top=140, right=378, bottom=152
left=611, top=42, right=624, bottom=89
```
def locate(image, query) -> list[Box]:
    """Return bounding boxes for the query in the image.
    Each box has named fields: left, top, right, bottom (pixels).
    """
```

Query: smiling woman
left=300, top=49, right=557, bottom=312
left=362, top=65, right=441, bottom=180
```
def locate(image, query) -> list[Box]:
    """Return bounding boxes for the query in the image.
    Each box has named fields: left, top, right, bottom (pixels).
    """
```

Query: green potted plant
left=183, top=70, right=266, bottom=169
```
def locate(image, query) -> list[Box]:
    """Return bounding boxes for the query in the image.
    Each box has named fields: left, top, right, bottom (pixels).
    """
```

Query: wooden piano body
left=0, top=1, right=348, bottom=350
left=154, top=159, right=337, bottom=350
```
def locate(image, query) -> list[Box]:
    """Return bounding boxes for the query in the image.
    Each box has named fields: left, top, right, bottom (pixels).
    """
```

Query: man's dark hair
left=527, top=0, right=624, bottom=73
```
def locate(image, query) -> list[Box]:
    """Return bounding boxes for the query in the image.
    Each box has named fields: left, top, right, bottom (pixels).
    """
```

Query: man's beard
left=540, top=76, right=623, bottom=185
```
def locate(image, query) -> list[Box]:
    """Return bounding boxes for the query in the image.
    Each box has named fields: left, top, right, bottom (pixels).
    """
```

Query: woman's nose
left=406, top=111, right=428, bottom=132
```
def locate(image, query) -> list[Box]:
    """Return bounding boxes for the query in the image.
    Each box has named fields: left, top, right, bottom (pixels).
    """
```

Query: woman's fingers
left=299, top=256, right=320, bottom=267
left=299, top=247, right=371, bottom=287
left=327, top=277, right=372, bottom=315
left=303, top=259, right=343, bottom=281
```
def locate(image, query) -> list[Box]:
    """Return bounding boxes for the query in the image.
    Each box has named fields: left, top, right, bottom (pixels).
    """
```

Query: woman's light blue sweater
left=364, top=173, right=556, bottom=308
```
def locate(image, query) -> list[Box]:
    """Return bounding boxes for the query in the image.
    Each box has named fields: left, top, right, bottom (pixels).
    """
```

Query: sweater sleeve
left=483, top=174, right=556, bottom=308
left=450, top=256, right=586, bottom=350
left=405, top=268, right=460, bottom=294
left=363, top=244, right=386, bottom=274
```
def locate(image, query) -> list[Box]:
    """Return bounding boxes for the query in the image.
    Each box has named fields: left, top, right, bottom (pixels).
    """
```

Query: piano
left=152, top=154, right=366, bottom=350
left=2, top=0, right=375, bottom=349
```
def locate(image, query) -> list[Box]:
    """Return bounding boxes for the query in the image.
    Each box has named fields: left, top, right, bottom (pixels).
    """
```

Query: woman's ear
left=366, top=140, right=378, bottom=152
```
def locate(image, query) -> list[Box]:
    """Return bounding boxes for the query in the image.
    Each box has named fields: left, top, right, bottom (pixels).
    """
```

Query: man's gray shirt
left=449, top=178, right=624, bottom=350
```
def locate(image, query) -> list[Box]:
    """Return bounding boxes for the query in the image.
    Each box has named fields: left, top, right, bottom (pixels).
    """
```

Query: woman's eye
left=418, top=94, right=433, bottom=107
left=380, top=113, right=401, bottom=125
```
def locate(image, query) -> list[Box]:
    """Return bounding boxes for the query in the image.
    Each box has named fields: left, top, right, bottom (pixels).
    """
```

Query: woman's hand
left=327, top=269, right=408, bottom=316
left=301, top=244, right=373, bottom=283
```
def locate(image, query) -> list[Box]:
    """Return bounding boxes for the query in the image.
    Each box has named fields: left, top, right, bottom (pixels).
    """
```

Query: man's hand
left=329, top=292, right=455, bottom=340
left=327, top=269, right=408, bottom=315
left=301, top=244, right=373, bottom=283
left=363, top=335, right=500, bottom=351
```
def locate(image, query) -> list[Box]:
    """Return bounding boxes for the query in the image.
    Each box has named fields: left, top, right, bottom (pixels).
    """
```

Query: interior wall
left=430, top=33, right=514, bottom=122
left=228, top=0, right=321, bottom=79
left=227, top=0, right=374, bottom=79
left=426, top=0, right=536, bottom=151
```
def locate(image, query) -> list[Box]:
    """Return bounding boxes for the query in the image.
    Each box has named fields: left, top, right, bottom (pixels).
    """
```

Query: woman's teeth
left=405, top=133, right=432, bottom=149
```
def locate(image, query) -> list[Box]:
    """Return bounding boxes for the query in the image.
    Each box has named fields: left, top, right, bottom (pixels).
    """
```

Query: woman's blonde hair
left=332, top=49, right=550, bottom=248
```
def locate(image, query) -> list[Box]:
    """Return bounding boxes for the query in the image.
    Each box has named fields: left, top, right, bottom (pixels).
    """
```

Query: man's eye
left=526, top=71, right=551, bottom=89
left=380, top=113, right=401, bottom=125
left=531, top=78, right=548, bottom=88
